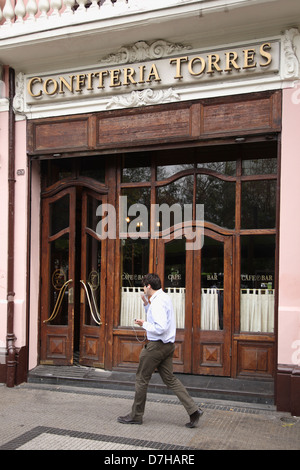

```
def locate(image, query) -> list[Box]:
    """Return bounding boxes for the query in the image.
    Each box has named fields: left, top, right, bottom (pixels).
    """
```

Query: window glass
left=240, top=235, right=275, bottom=333
left=49, top=234, right=69, bottom=325
left=84, top=234, right=102, bottom=326
left=79, top=157, right=105, bottom=183
left=242, top=158, right=277, bottom=176
left=120, top=238, right=149, bottom=326
left=201, top=236, right=224, bottom=330
left=156, top=176, right=194, bottom=232
left=241, top=180, right=276, bottom=229
left=157, top=163, right=194, bottom=181
left=49, top=194, right=69, bottom=236
left=122, top=153, right=151, bottom=183
left=164, top=239, right=186, bottom=329
left=196, top=175, right=235, bottom=229
left=197, top=161, right=236, bottom=176
left=120, top=187, right=151, bottom=236
left=42, top=159, right=73, bottom=188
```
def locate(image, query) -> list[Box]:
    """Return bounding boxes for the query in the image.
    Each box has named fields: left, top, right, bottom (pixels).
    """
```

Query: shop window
left=241, top=180, right=276, bottom=229
left=240, top=235, right=275, bottom=333
left=196, top=175, right=235, bottom=229
left=120, top=238, right=149, bottom=326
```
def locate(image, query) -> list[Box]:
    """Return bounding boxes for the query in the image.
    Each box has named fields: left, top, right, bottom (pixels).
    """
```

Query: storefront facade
left=0, top=0, right=299, bottom=415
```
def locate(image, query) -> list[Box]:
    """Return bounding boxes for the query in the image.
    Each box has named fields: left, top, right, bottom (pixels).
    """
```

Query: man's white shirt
left=142, top=288, right=176, bottom=343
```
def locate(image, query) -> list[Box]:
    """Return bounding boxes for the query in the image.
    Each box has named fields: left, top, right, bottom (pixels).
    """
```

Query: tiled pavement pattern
left=0, top=383, right=299, bottom=451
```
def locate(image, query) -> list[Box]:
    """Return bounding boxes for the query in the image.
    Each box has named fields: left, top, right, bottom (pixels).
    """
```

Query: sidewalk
left=0, top=382, right=299, bottom=451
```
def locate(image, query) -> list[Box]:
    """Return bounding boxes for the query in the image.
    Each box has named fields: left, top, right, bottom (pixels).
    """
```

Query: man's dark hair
left=142, top=273, right=161, bottom=291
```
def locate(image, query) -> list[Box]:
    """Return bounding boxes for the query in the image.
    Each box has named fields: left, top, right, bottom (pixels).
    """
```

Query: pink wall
left=14, top=119, right=28, bottom=349
left=278, top=85, right=300, bottom=367
left=0, top=110, right=9, bottom=354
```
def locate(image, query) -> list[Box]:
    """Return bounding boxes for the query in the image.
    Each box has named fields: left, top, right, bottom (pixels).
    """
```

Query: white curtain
left=240, top=289, right=274, bottom=333
left=120, top=287, right=185, bottom=328
left=201, top=288, right=220, bottom=330
left=120, top=287, right=146, bottom=326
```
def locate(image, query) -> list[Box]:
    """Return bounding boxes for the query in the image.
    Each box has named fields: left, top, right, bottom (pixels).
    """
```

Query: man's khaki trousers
left=131, top=340, right=198, bottom=420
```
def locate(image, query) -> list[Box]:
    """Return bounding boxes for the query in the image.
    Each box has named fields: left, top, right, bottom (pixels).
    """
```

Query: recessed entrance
left=40, top=186, right=107, bottom=367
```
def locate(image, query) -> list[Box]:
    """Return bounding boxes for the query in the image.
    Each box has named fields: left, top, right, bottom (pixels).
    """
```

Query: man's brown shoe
left=117, top=414, right=143, bottom=425
left=185, top=409, right=204, bottom=428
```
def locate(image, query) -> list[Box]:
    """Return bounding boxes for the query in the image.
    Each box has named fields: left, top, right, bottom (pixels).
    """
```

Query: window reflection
left=241, top=180, right=276, bottom=229
left=196, top=175, right=235, bottom=229
left=157, top=163, right=194, bottom=181
left=122, top=153, right=151, bottom=183
left=197, top=161, right=236, bottom=176
left=242, top=158, right=277, bottom=176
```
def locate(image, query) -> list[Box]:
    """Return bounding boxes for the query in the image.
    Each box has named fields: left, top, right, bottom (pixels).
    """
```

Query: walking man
left=117, top=273, right=203, bottom=427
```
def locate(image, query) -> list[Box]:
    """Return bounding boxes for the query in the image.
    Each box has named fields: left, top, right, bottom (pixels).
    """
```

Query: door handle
left=43, top=279, right=73, bottom=323
left=80, top=280, right=102, bottom=325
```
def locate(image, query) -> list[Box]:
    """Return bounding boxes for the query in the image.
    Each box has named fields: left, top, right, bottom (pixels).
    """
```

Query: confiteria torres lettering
left=27, top=42, right=273, bottom=98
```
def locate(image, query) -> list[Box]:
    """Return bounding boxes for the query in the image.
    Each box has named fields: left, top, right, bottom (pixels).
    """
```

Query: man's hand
left=140, top=293, right=148, bottom=306
left=134, top=319, right=145, bottom=327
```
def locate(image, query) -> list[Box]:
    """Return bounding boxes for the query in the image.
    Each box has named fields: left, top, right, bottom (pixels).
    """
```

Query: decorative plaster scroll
left=106, top=87, right=180, bottom=109
left=282, top=28, right=300, bottom=80
left=13, top=72, right=25, bottom=114
left=100, top=39, right=192, bottom=65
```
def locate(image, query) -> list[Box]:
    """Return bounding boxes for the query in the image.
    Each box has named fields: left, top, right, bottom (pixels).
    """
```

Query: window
left=240, top=235, right=275, bottom=333
left=120, top=238, right=149, bottom=326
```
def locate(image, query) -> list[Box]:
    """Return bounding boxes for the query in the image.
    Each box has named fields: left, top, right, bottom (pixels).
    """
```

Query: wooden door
left=156, top=236, right=193, bottom=373
left=40, top=188, right=76, bottom=365
left=156, top=229, right=232, bottom=376
left=79, top=190, right=107, bottom=367
left=192, top=231, right=232, bottom=376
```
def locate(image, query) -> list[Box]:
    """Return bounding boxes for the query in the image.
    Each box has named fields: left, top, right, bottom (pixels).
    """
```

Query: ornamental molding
left=100, top=39, right=192, bottom=65
left=13, top=72, right=25, bottom=114
left=106, top=87, right=180, bottom=109
left=282, top=28, right=300, bottom=80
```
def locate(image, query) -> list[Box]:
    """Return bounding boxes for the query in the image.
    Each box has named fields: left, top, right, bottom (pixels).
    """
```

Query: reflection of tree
left=242, top=158, right=277, bottom=176
left=241, top=180, right=276, bottom=229
left=157, top=175, right=194, bottom=207
left=196, top=175, right=235, bottom=229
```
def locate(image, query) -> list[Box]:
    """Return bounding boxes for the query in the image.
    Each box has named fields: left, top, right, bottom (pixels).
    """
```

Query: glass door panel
left=164, top=239, right=186, bottom=329
left=79, top=190, right=107, bottom=367
left=201, top=237, right=224, bottom=331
